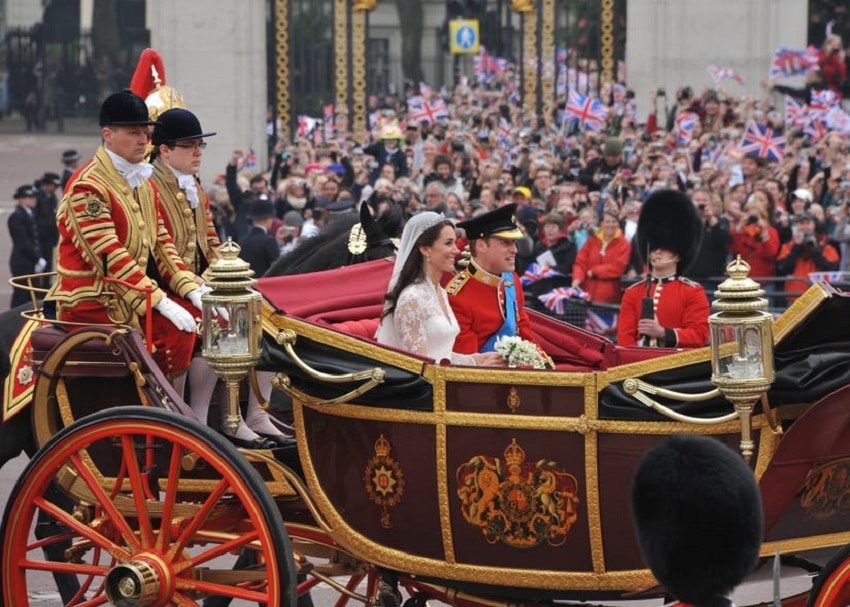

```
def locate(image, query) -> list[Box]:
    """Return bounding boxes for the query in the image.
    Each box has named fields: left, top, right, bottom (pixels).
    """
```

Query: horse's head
left=265, top=202, right=403, bottom=277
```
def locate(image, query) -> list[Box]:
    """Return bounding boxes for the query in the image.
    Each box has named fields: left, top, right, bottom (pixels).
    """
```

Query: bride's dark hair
left=381, top=219, right=454, bottom=320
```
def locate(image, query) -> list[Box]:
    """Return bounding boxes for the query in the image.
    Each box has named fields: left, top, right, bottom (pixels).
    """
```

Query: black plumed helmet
left=99, top=89, right=158, bottom=127
left=631, top=435, right=763, bottom=607
left=635, top=189, right=702, bottom=273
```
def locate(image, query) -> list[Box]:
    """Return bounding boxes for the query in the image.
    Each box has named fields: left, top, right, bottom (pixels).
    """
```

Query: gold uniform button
left=187, top=242, right=197, bottom=251
left=188, top=224, right=197, bottom=233
left=177, top=192, right=185, bottom=201
left=142, top=239, right=149, bottom=247
left=132, top=204, right=140, bottom=212
left=182, top=207, right=192, bottom=217
left=122, top=187, right=131, bottom=195
left=138, top=220, right=145, bottom=229
left=183, top=256, right=192, bottom=264
left=139, top=257, right=148, bottom=266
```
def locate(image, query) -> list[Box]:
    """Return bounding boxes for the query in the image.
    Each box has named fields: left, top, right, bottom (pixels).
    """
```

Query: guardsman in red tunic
left=617, top=189, right=710, bottom=348
left=45, top=90, right=205, bottom=379
left=447, top=203, right=546, bottom=357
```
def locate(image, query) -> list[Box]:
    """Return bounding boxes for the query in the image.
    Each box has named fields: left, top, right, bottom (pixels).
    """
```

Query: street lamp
left=709, top=256, right=775, bottom=463
left=201, top=239, right=263, bottom=435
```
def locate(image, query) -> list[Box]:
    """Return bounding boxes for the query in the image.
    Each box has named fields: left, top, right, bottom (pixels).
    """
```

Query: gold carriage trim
left=800, top=457, right=850, bottom=520
left=363, top=434, right=405, bottom=528
left=3, top=318, right=39, bottom=422
left=456, top=438, right=580, bottom=548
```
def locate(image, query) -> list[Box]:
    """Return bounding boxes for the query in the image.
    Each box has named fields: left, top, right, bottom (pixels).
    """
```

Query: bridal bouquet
left=494, top=335, right=548, bottom=369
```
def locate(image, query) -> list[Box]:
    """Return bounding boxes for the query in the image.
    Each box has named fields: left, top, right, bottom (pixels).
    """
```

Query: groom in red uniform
left=448, top=203, right=543, bottom=355
left=617, top=189, right=710, bottom=348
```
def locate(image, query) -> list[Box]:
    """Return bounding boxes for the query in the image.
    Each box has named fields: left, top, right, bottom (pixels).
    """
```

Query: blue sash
left=482, top=272, right=518, bottom=352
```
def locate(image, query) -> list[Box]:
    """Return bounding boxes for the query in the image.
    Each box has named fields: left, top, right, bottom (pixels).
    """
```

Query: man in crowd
left=8, top=184, right=45, bottom=307
left=45, top=89, right=202, bottom=382
left=238, top=197, right=281, bottom=278
left=33, top=171, right=62, bottom=282
left=60, top=149, right=81, bottom=189
left=776, top=211, right=840, bottom=301
left=687, top=187, right=731, bottom=292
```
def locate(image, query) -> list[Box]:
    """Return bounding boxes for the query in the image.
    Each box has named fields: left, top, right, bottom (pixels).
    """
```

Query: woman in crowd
left=571, top=210, right=631, bottom=303
left=375, top=212, right=504, bottom=366
left=729, top=199, right=780, bottom=286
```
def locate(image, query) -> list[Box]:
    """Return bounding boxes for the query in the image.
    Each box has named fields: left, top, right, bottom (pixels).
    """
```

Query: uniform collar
left=650, top=273, right=678, bottom=284
left=468, top=259, right=503, bottom=287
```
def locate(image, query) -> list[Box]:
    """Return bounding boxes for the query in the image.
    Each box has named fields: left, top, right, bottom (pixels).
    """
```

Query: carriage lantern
left=709, top=256, right=775, bottom=462
left=201, top=238, right=263, bottom=434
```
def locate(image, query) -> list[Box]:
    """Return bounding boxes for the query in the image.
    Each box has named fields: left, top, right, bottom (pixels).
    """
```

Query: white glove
left=35, top=258, right=47, bottom=273
left=196, top=284, right=230, bottom=323
left=187, top=288, right=204, bottom=313
left=155, top=294, right=197, bottom=333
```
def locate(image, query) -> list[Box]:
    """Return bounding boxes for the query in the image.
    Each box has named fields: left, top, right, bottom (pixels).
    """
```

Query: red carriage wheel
left=0, top=406, right=297, bottom=606
left=808, top=543, right=850, bottom=607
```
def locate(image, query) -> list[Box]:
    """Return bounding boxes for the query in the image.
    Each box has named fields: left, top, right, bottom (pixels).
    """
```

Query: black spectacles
left=173, top=141, right=207, bottom=150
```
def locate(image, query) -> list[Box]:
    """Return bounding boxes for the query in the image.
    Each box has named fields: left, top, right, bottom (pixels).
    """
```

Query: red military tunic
left=446, top=260, right=540, bottom=354
left=617, top=275, right=710, bottom=348
left=46, top=146, right=200, bottom=374
left=150, top=157, right=221, bottom=279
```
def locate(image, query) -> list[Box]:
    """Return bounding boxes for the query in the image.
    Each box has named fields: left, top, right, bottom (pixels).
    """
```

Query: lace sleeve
left=393, top=288, right=431, bottom=356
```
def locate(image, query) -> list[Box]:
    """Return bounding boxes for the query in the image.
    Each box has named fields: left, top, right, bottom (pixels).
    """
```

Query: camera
left=656, top=88, right=666, bottom=97
left=803, top=234, right=817, bottom=247
left=746, top=214, right=759, bottom=225
left=697, top=203, right=707, bottom=212
left=451, top=140, right=465, bottom=152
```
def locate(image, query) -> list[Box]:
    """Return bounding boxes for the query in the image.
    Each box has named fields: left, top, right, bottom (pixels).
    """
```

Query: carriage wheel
left=1, top=406, right=297, bottom=606
left=807, top=543, right=850, bottom=607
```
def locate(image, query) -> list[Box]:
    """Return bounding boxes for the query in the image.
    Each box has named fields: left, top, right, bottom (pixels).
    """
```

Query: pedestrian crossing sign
left=449, top=19, right=479, bottom=55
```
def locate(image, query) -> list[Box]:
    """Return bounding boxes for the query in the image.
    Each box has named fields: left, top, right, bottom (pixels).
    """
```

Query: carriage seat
left=326, top=318, right=380, bottom=341
left=30, top=324, right=131, bottom=377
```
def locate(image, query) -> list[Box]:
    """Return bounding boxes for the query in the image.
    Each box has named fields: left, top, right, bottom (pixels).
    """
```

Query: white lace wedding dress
left=375, top=280, right=476, bottom=365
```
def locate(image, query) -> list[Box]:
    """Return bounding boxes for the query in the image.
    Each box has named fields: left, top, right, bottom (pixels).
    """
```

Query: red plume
left=129, top=48, right=166, bottom=99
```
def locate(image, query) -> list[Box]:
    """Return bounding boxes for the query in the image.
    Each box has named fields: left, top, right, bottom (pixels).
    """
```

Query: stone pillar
left=147, top=0, right=267, bottom=182
left=626, top=0, right=808, bottom=122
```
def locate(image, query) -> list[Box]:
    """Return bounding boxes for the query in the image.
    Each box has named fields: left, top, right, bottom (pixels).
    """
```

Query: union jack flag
left=769, top=47, right=818, bottom=79
left=564, top=90, right=609, bottom=132
left=784, top=96, right=809, bottom=128
left=297, top=115, right=319, bottom=137
left=497, top=117, right=514, bottom=147
left=802, top=116, right=826, bottom=143
left=473, top=47, right=507, bottom=83
left=236, top=147, right=257, bottom=172
left=675, top=111, right=700, bottom=146
left=811, top=89, right=840, bottom=110
left=537, top=287, right=589, bottom=315
left=407, top=96, right=448, bottom=124
left=825, top=106, right=850, bottom=135
left=738, top=120, right=786, bottom=162
left=707, top=65, right=745, bottom=84
left=323, top=104, right=335, bottom=139
left=520, top=263, right=563, bottom=286
left=585, top=309, right=618, bottom=336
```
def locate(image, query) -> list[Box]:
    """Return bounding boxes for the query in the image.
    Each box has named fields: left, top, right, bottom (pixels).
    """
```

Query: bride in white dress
left=375, top=212, right=505, bottom=366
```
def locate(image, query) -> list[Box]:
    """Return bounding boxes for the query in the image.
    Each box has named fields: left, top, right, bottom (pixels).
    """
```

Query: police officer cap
left=151, top=108, right=217, bottom=147
left=456, top=202, right=523, bottom=241
left=14, top=184, right=38, bottom=199
left=631, top=435, right=762, bottom=607
left=61, top=149, right=80, bottom=164
left=99, top=89, right=158, bottom=127
left=37, top=172, right=61, bottom=187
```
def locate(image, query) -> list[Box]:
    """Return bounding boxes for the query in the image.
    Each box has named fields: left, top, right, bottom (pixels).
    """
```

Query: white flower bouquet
left=494, top=335, right=548, bottom=369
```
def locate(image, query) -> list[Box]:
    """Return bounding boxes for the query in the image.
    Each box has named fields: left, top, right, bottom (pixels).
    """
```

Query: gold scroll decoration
left=599, top=0, right=615, bottom=85
left=521, top=5, right=538, bottom=120
left=456, top=438, right=580, bottom=548
left=334, top=0, right=350, bottom=130
left=800, top=458, right=850, bottom=521
left=540, top=0, right=555, bottom=117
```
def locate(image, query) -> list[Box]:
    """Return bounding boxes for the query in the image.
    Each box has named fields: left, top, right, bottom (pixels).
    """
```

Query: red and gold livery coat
left=46, top=146, right=199, bottom=372
left=150, top=157, right=221, bottom=278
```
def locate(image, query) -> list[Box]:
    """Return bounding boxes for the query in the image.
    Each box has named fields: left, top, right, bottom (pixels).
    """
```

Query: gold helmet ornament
left=129, top=48, right=186, bottom=122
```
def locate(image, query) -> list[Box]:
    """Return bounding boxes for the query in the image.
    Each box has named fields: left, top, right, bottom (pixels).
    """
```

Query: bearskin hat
left=631, top=435, right=763, bottom=607
left=635, top=189, right=702, bottom=273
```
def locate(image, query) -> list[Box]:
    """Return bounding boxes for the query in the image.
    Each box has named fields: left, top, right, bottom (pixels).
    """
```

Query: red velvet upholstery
left=257, top=261, right=686, bottom=370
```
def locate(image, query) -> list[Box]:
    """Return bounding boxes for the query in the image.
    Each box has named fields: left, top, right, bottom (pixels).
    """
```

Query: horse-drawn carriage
left=3, top=250, right=850, bottom=606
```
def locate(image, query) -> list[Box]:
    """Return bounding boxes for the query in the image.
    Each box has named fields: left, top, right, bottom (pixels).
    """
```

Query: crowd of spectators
left=202, top=39, right=850, bottom=317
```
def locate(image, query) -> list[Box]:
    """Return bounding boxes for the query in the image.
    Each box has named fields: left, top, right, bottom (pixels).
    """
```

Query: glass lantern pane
left=715, top=324, right=764, bottom=380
